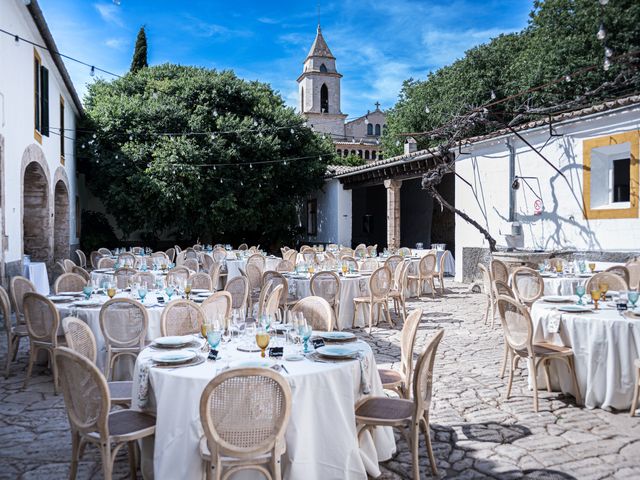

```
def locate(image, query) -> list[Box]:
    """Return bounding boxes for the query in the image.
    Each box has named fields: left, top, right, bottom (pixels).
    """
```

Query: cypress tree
left=130, top=26, right=148, bottom=73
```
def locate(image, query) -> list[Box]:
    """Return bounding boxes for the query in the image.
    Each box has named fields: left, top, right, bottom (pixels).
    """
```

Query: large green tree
left=130, top=26, right=148, bottom=73
left=383, top=0, right=640, bottom=155
left=79, top=64, right=334, bottom=248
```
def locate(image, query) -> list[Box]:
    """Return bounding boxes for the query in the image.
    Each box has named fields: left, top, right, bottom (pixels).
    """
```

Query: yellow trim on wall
left=59, top=95, right=65, bottom=165
left=33, top=48, right=42, bottom=144
left=583, top=130, right=639, bottom=220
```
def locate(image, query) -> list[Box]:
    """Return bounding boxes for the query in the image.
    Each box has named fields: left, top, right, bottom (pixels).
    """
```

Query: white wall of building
left=454, top=104, right=640, bottom=281
left=306, top=178, right=352, bottom=245
left=0, top=0, right=80, bottom=272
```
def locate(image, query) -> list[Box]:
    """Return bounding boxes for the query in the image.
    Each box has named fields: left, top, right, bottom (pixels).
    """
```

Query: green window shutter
left=40, top=66, right=49, bottom=136
left=34, top=59, right=40, bottom=132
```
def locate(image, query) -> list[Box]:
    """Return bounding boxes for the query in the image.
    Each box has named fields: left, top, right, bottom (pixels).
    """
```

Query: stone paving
left=1, top=281, right=640, bottom=479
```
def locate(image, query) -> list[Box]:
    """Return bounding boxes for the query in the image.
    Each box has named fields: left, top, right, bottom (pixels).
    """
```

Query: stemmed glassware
left=628, top=291, right=639, bottom=309
left=256, top=327, right=271, bottom=358
left=107, top=283, right=116, bottom=300
left=590, top=289, right=601, bottom=310
left=588, top=263, right=596, bottom=273
left=575, top=285, right=586, bottom=305
left=206, top=322, right=222, bottom=357
left=138, top=283, right=148, bottom=303
left=184, top=281, right=192, bottom=300
left=599, top=282, right=609, bottom=301
left=165, top=285, right=175, bottom=301
left=82, top=285, right=94, bottom=301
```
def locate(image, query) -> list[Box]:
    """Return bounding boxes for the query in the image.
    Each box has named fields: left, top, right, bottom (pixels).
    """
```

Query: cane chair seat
left=355, top=397, right=414, bottom=423
left=516, top=342, right=574, bottom=358
left=94, top=409, right=156, bottom=438
left=378, top=369, right=403, bottom=388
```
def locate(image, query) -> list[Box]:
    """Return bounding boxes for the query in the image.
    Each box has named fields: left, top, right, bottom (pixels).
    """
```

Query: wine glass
left=554, top=261, right=563, bottom=274
left=107, top=284, right=116, bottom=299
left=255, top=327, right=271, bottom=358
left=298, top=323, right=313, bottom=353
left=599, top=282, right=609, bottom=301
left=82, top=285, right=93, bottom=301
left=588, top=262, right=596, bottom=273
left=628, top=291, right=639, bottom=309
left=185, top=282, right=192, bottom=300
left=590, top=289, right=601, bottom=310
left=165, top=285, right=175, bottom=301
left=206, top=326, right=222, bottom=355
left=138, top=284, right=148, bottom=303
left=575, top=284, right=586, bottom=305
left=341, top=262, right=348, bottom=275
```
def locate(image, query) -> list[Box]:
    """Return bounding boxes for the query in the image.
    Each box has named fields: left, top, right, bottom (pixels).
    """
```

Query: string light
left=490, top=90, right=496, bottom=100
left=424, top=105, right=430, bottom=114
left=597, top=23, right=606, bottom=41
left=90, top=66, right=95, bottom=76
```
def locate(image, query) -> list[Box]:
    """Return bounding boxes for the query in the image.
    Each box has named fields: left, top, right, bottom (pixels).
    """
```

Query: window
left=319, top=63, right=327, bottom=73
left=34, top=49, right=49, bottom=142
left=307, top=199, right=317, bottom=236
left=371, top=151, right=377, bottom=160
left=367, top=123, right=373, bottom=135
left=300, top=86, right=304, bottom=112
left=336, top=149, right=342, bottom=156
left=364, top=150, right=370, bottom=160
left=320, top=84, right=329, bottom=113
left=375, top=124, right=381, bottom=136
left=583, top=131, right=639, bottom=219
left=59, top=96, right=65, bottom=163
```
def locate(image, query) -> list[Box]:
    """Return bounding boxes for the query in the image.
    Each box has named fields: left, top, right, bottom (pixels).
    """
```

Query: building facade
left=0, top=0, right=81, bottom=283
left=298, top=25, right=386, bottom=162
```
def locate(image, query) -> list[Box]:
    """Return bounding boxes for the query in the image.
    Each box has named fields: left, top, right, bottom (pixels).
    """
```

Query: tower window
left=367, top=123, right=373, bottom=135
left=320, top=84, right=329, bottom=113
left=301, top=86, right=304, bottom=112
left=375, top=124, right=381, bottom=136
left=320, top=63, right=327, bottom=73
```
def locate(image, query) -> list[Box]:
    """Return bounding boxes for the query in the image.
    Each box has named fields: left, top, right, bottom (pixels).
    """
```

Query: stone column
left=384, top=179, right=402, bottom=249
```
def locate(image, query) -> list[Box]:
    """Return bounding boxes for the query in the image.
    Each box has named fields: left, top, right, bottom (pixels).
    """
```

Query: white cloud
left=105, top=38, right=127, bottom=50
left=94, top=3, right=124, bottom=28
left=181, top=15, right=251, bottom=39
left=257, top=17, right=279, bottom=25
left=422, top=27, right=518, bottom=66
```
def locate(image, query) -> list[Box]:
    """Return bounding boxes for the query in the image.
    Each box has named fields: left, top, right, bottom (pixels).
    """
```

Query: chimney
left=404, top=136, right=418, bottom=156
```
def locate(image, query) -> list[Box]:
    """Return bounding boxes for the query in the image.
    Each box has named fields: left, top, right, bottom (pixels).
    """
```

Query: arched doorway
left=23, top=162, right=50, bottom=262
left=53, top=180, right=70, bottom=261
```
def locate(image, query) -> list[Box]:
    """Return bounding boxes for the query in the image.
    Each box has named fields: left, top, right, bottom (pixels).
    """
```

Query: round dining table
left=226, top=256, right=282, bottom=280
left=90, top=269, right=167, bottom=288
left=530, top=298, right=640, bottom=410
left=538, top=272, right=592, bottom=295
left=132, top=336, right=396, bottom=480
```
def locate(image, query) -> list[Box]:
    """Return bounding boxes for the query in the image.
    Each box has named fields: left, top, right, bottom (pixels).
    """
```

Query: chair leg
left=528, top=357, right=539, bottom=413
left=23, top=344, right=37, bottom=389
left=50, top=348, right=60, bottom=395
left=352, top=303, right=358, bottom=329
left=383, top=301, right=393, bottom=327
left=127, top=441, right=137, bottom=480
left=12, top=335, right=21, bottom=360
left=69, top=430, right=81, bottom=480
left=439, top=274, right=445, bottom=294
left=105, top=350, right=112, bottom=381
left=490, top=298, right=497, bottom=328
left=100, top=443, right=114, bottom=480
left=483, top=298, right=490, bottom=325
left=429, top=278, right=436, bottom=299
left=499, top=344, right=510, bottom=379
left=368, top=303, right=374, bottom=335
left=410, top=421, right=420, bottom=480
left=506, top=355, right=519, bottom=399
left=421, top=414, right=438, bottom=476
left=272, top=452, right=282, bottom=480
left=542, top=359, right=552, bottom=393
left=630, top=366, right=640, bottom=417
left=5, top=334, right=14, bottom=379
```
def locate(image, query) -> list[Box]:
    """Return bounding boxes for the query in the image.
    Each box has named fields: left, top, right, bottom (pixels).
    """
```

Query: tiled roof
left=327, top=94, right=640, bottom=178
left=307, top=25, right=334, bottom=59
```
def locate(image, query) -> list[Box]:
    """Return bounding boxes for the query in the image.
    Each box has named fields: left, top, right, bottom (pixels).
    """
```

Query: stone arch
left=367, top=123, right=373, bottom=135
left=364, top=150, right=370, bottom=160
left=53, top=167, right=70, bottom=261
left=320, top=84, right=329, bottom=113
left=375, top=124, right=381, bottom=136
left=21, top=145, right=51, bottom=263
left=319, top=63, right=327, bottom=73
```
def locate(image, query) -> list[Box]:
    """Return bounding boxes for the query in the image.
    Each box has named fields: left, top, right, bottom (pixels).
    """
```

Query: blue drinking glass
left=165, top=286, right=174, bottom=300
left=628, top=291, right=639, bottom=308
left=82, top=285, right=93, bottom=300
left=138, top=287, right=147, bottom=302
left=575, top=285, right=586, bottom=305
left=207, top=330, right=222, bottom=350
left=298, top=325, right=313, bottom=353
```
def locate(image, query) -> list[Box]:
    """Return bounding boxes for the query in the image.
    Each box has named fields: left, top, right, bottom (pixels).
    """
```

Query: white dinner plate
left=540, top=272, right=555, bottom=278
left=233, top=360, right=273, bottom=369
left=151, top=350, right=196, bottom=364
left=542, top=296, right=573, bottom=303
left=154, top=335, right=194, bottom=348
left=343, top=273, right=360, bottom=278
left=630, top=309, right=640, bottom=317
left=48, top=295, right=73, bottom=302
left=284, top=354, right=304, bottom=361
left=92, top=269, right=111, bottom=273
left=316, top=345, right=360, bottom=359
left=58, top=291, right=84, bottom=297
left=319, top=331, right=356, bottom=341
left=191, top=289, right=209, bottom=294
left=72, top=300, right=102, bottom=307
left=557, top=305, right=594, bottom=313
left=196, top=292, right=214, bottom=297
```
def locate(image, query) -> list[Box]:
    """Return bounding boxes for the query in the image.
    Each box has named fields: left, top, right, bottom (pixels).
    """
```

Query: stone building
left=298, top=25, right=386, bottom=162
left=0, top=0, right=82, bottom=283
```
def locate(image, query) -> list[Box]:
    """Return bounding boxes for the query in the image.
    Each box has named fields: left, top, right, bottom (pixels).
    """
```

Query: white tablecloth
left=90, top=269, right=167, bottom=288
left=285, top=273, right=371, bottom=330
left=530, top=300, right=640, bottom=410
left=539, top=274, right=591, bottom=296
left=132, top=339, right=395, bottom=480
left=54, top=293, right=164, bottom=373
left=227, top=256, right=281, bottom=280
left=24, top=262, right=50, bottom=295
left=412, top=249, right=455, bottom=275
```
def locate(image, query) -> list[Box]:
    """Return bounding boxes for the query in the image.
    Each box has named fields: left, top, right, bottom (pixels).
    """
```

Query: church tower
left=297, top=25, right=347, bottom=138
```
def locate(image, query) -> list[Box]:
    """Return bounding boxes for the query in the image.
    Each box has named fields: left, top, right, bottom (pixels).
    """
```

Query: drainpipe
left=507, top=139, right=516, bottom=222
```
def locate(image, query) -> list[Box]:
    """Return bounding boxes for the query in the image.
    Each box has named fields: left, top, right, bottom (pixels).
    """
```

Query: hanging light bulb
left=90, top=66, right=95, bottom=76
left=597, top=23, right=606, bottom=41
left=604, top=57, right=612, bottom=71
left=424, top=105, right=430, bottom=114
left=604, top=46, right=613, bottom=58
left=364, top=118, right=369, bottom=125
left=490, top=90, right=496, bottom=100
left=564, top=75, right=572, bottom=82
left=599, top=0, right=609, bottom=5
left=253, top=119, right=258, bottom=127
left=250, top=163, right=253, bottom=169
left=283, top=160, right=287, bottom=165
left=129, top=134, right=133, bottom=141
left=213, top=165, right=216, bottom=170
left=210, top=133, right=215, bottom=140
left=213, top=110, right=218, bottom=117
left=290, top=128, right=295, bottom=134
left=395, top=140, right=400, bottom=146
left=220, top=178, right=223, bottom=183
left=318, top=156, right=322, bottom=161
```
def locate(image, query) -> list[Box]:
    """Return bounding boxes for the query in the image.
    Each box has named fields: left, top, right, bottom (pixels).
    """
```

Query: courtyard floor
left=1, top=281, right=640, bottom=479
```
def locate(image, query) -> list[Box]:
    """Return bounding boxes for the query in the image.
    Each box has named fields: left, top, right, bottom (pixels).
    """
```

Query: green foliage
left=130, top=27, right=148, bottom=73
left=79, top=64, right=333, bottom=248
left=332, top=153, right=366, bottom=167
left=80, top=210, right=118, bottom=253
left=383, top=0, right=640, bottom=156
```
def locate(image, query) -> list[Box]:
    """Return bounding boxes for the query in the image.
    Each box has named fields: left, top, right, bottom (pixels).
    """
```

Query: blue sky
left=39, top=0, right=533, bottom=118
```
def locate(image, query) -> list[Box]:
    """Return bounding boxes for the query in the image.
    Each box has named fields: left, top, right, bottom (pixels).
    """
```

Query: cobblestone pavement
left=1, top=281, right=640, bottom=479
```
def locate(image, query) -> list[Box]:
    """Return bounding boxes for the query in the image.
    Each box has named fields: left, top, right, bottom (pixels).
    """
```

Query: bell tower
left=297, top=25, right=347, bottom=137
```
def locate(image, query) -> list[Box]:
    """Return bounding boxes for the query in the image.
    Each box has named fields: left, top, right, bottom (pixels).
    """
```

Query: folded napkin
left=544, top=309, right=563, bottom=334
left=136, top=358, right=152, bottom=408
left=357, top=352, right=371, bottom=395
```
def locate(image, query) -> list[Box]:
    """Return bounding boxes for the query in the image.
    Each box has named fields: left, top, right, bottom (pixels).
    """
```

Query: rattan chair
left=290, top=296, right=333, bottom=331
left=71, top=266, right=91, bottom=282
left=407, top=253, right=437, bottom=299
left=132, top=271, right=156, bottom=288
left=276, top=260, right=294, bottom=272
left=340, top=256, right=358, bottom=271
left=62, top=317, right=132, bottom=406
left=247, top=253, right=266, bottom=272
left=398, top=247, right=411, bottom=257
left=310, top=271, right=341, bottom=330
left=389, top=261, right=410, bottom=322
left=356, top=329, right=444, bottom=479
left=225, top=276, right=250, bottom=318
left=161, top=299, right=205, bottom=337
left=166, top=266, right=191, bottom=287
left=23, top=292, right=65, bottom=393
left=353, top=266, right=393, bottom=334
left=511, top=267, right=544, bottom=308
left=585, top=271, right=629, bottom=292
left=100, top=298, right=148, bottom=381
left=54, top=347, right=156, bottom=480
left=367, top=244, right=378, bottom=257
left=75, top=249, right=87, bottom=269
left=54, top=273, right=87, bottom=294
left=1, top=285, right=28, bottom=379
left=631, top=359, right=640, bottom=417
left=118, top=252, right=136, bottom=267
left=191, top=272, right=214, bottom=291
left=263, top=284, right=284, bottom=320
left=96, top=257, right=116, bottom=269
left=199, top=368, right=292, bottom=480
left=490, top=259, right=510, bottom=284
left=238, top=243, right=249, bottom=251
left=384, top=255, right=403, bottom=277
left=209, top=263, right=222, bottom=291
left=98, top=247, right=112, bottom=256
left=262, top=271, right=297, bottom=317
left=245, top=264, right=264, bottom=312
left=165, top=247, right=176, bottom=263
left=212, top=248, right=227, bottom=263
left=202, top=253, right=215, bottom=273
left=90, top=251, right=104, bottom=270
left=497, top=295, right=582, bottom=412
left=174, top=244, right=183, bottom=254
left=283, top=249, right=298, bottom=265
left=495, top=279, right=516, bottom=379
left=478, top=263, right=495, bottom=327
left=10, top=275, right=36, bottom=323
left=183, top=257, right=200, bottom=273
left=63, top=258, right=76, bottom=273
left=114, top=267, right=137, bottom=289
left=435, top=250, right=450, bottom=294
left=605, top=265, right=631, bottom=286
left=360, top=258, right=379, bottom=271
left=202, top=291, right=232, bottom=329
left=354, top=246, right=368, bottom=259
left=378, top=308, right=422, bottom=398
left=625, top=260, right=640, bottom=290
left=152, top=251, right=169, bottom=262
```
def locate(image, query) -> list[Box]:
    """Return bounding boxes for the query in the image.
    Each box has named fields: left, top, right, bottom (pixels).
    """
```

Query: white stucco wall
left=0, top=0, right=80, bottom=265
left=454, top=104, right=640, bottom=281
left=306, top=178, right=352, bottom=245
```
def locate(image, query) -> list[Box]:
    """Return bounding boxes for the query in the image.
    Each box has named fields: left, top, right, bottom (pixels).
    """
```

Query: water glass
left=628, top=291, right=639, bottom=308
left=575, top=285, right=586, bottom=305
left=165, top=285, right=175, bottom=300
left=82, top=285, right=93, bottom=300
